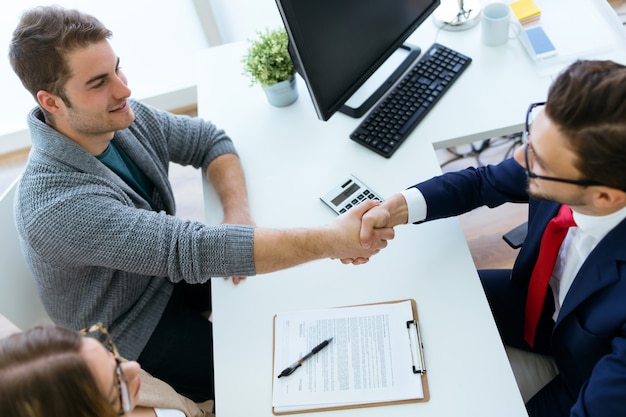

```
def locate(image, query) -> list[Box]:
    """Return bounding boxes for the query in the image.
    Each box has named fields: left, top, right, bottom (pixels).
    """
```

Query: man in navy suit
left=357, top=60, right=626, bottom=417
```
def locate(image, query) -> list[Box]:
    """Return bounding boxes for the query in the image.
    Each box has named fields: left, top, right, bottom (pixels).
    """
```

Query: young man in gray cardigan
left=9, top=6, right=392, bottom=402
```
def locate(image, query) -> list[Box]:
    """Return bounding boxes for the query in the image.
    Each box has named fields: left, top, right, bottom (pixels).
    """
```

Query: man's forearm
left=253, top=200, right=394, bottom=274
left=253, top=227, right=332, bottom=274
left=205, top=153, right=253, bottom=224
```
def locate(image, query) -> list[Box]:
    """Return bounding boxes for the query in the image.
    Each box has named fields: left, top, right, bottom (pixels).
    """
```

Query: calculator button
left=321, top=175, right=383, bottom=215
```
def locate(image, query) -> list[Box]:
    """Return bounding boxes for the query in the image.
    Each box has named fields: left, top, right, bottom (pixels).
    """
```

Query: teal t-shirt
left=97, top=141, right=156, bottom=210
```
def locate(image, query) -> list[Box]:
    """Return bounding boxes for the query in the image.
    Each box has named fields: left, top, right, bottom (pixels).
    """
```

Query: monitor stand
left=339, top=44, right=421, bottom=119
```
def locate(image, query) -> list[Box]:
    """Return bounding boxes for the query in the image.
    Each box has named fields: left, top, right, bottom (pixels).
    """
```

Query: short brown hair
left=8, top=6, right=112, bottom=103
left=546, top=60, right=626, bottom=191
left=0, top=326, right=118, bottom=417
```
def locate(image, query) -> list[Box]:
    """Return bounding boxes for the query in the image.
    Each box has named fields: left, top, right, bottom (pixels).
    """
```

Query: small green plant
left=242, top=28, right=296, bottom=88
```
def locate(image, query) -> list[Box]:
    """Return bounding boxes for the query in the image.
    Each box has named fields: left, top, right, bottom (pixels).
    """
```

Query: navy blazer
left=414, top=158, right=626, bottom=417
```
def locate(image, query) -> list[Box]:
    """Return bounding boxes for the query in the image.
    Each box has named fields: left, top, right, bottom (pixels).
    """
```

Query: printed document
left=272, top=300, right=425, bottom=413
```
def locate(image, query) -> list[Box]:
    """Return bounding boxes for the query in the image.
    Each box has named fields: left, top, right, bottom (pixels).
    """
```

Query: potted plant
left=242, top=27, right=298, bottom=107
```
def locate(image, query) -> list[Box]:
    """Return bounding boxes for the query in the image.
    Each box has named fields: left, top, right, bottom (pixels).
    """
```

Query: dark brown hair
left=0, top=326, right=118, bottom=417
left=546, top=60, right=626, bottom=191
left=8, top=6, right=112, bottom=104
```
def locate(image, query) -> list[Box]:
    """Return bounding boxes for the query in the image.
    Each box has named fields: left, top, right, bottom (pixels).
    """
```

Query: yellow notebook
left=510, top=0, right=541, bottom=25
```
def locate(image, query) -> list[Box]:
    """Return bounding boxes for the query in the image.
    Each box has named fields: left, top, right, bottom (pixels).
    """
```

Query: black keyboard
left=350, top=43, right=472, bottom=158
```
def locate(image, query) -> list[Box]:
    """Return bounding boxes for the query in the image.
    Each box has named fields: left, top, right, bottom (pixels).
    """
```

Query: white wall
left=0, top=0, right=285, bottom=154
left=0, top=1, right=209, bottom=152
left=209, top=0, right=283, bottom=42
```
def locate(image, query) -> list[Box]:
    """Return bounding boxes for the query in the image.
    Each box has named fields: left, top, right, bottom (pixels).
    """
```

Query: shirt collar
left=572, top=205, right=626, bottom=242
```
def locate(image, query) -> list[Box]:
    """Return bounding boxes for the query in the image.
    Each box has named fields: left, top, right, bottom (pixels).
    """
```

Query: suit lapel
left=513, top=201, right=560, bottom=280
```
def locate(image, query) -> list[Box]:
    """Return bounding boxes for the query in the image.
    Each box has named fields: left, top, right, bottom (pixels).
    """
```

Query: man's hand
left=252, top=199, right=395, bottom=274
left=328, top=199, right=394, bottom=265
left=359, top=202, right=393, bottom=249
left=361, top=193, right=409, bottom=245
left=339, top=193, right=409, bottom=264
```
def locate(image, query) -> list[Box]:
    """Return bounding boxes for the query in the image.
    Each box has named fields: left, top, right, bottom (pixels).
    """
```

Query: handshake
left=329, top=193, right=408, bottom=265
left=249, top=192, right=410, bottom=276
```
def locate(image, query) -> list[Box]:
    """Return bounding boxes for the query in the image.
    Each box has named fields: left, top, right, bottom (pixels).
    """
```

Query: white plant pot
left=263, top=76, right=298, bottom=107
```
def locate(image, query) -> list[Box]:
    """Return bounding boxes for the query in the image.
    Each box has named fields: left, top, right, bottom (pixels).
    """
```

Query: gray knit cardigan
left=15, top=100, right=255, bottom=359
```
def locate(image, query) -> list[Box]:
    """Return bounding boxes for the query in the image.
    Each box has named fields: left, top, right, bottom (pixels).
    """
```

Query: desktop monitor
left=274, top=0, right=441, bottom=121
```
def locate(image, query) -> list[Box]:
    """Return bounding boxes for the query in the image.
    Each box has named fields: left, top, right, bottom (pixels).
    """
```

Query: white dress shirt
left=401, top=188, right=427, bottom=224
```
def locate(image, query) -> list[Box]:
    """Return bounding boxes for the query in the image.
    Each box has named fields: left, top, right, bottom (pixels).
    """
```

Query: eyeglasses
left=522, top=102, right=607, bottom=187
left=80, top=323, right=132, bottom=415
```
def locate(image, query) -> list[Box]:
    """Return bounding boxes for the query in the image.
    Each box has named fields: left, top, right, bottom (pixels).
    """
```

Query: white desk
left=198, top=1, right=626, bottom=416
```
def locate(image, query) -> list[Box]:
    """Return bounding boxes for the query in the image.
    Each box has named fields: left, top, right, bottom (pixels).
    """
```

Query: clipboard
left=271, top=299, right=429, bottom=414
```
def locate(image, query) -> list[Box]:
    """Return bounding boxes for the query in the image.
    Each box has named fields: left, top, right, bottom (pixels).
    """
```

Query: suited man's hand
left=359, top=193, right=408, bottom=248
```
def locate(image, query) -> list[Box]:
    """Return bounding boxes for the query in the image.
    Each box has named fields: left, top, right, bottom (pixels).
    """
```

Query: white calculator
left=320, top=175, right=383, bottom=214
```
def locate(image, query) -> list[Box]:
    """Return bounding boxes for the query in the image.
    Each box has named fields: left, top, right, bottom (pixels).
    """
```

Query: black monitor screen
left=275, top=0, right=440, bottom=121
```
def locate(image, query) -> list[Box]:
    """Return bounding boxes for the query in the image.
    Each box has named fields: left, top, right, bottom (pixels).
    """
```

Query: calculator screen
left=321, top=175, right=382, bottom=215
left=331, top=182, right=360, bottom=206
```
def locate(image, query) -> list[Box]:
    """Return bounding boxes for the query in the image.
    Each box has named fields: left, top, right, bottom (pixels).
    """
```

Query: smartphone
left=521, top=26, right=558, bottom=60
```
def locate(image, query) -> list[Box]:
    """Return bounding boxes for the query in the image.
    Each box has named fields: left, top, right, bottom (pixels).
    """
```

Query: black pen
left=277, top=337, right=333, bottom=378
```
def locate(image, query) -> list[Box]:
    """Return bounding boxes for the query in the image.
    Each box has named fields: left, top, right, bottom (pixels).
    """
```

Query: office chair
left=502, top=221, right=528, bottom=249
left=0, top=177, right=51, bottom=328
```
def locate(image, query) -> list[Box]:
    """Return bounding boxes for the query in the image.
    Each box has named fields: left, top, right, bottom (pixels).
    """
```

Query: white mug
left=481, top=2, right=519, bottom=46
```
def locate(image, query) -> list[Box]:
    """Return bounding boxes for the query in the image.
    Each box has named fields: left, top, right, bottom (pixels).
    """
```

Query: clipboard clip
left=406, top=319, right=426, bottom=374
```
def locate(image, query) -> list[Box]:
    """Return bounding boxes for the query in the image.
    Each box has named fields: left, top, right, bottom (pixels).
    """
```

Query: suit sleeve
left=413, top=157, right=529, bottom=221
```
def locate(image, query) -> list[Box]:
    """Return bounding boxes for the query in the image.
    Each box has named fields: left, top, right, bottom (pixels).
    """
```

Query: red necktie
left=524, top=204, right=576, bottom=347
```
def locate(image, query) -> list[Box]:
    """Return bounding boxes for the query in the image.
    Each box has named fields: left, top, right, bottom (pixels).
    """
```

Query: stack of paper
left=510, top=0, right=541, bottom=26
